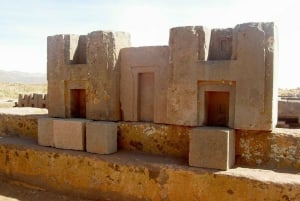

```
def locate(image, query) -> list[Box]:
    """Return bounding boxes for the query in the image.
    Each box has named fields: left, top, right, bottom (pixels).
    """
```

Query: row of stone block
left=38, top=118, right=235, bottom=170
left=17, top=94, right=48, bottom=108
left=38, top=118, right=117, bottom=154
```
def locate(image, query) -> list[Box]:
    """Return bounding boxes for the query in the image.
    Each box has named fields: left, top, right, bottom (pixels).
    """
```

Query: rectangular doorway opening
left=70, top=89, right=86, bottom=118
left=138, top=73, right=154, bottom=122
left=205, top=91, right=229, bottom=127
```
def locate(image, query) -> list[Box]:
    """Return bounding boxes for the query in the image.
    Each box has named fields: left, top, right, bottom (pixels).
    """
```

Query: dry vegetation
left=0, top=82, right=47, bottom=99
left=279, top=88, right=300, bottom=97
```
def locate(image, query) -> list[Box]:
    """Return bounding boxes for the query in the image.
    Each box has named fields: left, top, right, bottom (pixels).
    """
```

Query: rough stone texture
left=278, top=100, right=300, bottom=123
left=47, top=31, right=131, bottom=121
left=1, top=137, right=300, bottom=201
left=38, top=118, right=54, bottom=147
left=236, top=128, right=300, bottom=170
left=86, top=121, right=117, bottom=154
left=47, top=22, right=276, bottom=131
left=53, top=119, right=91, bottom=151
left=167, top=23, right=277, bottom=130
left=0, top=108, right=47, bottom=139
left=120, top=46, right=169, bottom=123
left=118, top=122, right=190, bottom=159
left=235, top=130, right=271, bottom=166
left=189, top=127, right=235, bottom=170
left=2, top=109, right=300, bottom=171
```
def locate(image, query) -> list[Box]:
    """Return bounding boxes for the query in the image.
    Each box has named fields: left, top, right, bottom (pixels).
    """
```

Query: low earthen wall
left=0, top=108, right=48, bottom=139
left=0, top=137, right=299, bottom=201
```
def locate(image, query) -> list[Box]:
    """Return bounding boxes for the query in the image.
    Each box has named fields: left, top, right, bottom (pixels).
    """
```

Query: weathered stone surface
left=1, top=137, right=300, bottom=201
left=86, top=121, right=117, bottom=154
left=167, top=23, right=277, bottom=130
left=278, top=100, right=300, bottom=124
left=118, top=122, right=190, bottom=159
left=2, top=109, right=299, bottom=171
left=235, top=130, right=271, bottom=166
left=0, top=108, right=47, bottom=138
left=120, top=46, right=169, bottom=123
left=236, top=128, right=300, bottom=170
left=38, top=118, right=54, bottom=147
left=47, top=31, right=131, bottom=121
left=53, top=119, right=91, bottom=150
left=189, top=127, right=235, bottom=170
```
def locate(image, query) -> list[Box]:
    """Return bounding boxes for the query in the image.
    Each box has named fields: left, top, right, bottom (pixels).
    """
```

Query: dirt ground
left=0, top=99, right=16, bottom=108
left=0, top=178, right=93, bottom=201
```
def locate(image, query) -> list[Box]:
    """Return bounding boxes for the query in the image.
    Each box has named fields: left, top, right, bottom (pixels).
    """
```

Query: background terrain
left=0, top=69, right=298, bottom=100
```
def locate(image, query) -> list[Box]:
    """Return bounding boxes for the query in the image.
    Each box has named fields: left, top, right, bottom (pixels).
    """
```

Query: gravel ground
left=0, top=178, right=93, bottom=201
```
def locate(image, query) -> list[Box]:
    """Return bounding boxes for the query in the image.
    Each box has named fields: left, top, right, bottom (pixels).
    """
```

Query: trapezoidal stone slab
left=38, top=117, right=55, bottom=147
left=189, top=127, right=235, bottom=170
left=86, top=121, right=117, bottom=154
left=53, top=118, right=91, bottom=151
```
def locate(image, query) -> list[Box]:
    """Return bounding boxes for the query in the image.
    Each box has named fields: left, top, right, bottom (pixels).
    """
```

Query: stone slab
left=53, top=119, right=91, bottom=151
left=86, top=121, right=117, bottom=154
left=38, top=118, right=55, bottom=147
left=189, top=127, right=235, bottom=170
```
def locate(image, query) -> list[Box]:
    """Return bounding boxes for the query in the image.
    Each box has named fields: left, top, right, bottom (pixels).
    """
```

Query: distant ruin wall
left=17, top=94, right=48, bottom=109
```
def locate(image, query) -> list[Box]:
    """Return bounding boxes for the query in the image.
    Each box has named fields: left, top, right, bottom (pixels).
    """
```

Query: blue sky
left=0, top=0, right=299, bottom=88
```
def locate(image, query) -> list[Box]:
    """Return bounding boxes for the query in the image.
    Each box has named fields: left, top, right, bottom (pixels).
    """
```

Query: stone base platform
left=0, top=108, right=47, bottom=138
left=0, top=136, right=300, bottom=201
left=1, top=109, right=300, bottom=171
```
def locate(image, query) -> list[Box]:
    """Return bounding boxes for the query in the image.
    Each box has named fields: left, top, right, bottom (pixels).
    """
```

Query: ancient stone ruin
left=39, top=22, right=277, bottom=170
left=3, top=22, right=300, bottom=201
left=17, top=93, right=47, bottom=108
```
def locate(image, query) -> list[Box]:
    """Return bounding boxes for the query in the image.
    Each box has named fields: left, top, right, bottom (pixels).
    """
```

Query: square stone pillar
left=86, top=121, right=117, bottom=154
left=53, top=119, right=91, bottom=151
left=189, top=127, right=235, bottom=170
left=38, top=117, right=55, bottom=147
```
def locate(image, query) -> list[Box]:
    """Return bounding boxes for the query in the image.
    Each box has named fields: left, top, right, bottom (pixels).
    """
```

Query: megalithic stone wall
left=47, top=31, right=131, bottom=121
left=17, top=94, right=48, bottom=108
left=166, top=22, right=278, bottom=130
left=47, top=22, right=277, bottom=130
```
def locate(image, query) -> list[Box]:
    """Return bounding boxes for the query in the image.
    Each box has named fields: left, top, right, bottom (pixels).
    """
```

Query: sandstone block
left=38, top=118, right=55, bottom=147
left=86, top=121, right=117, bottom=154
left=53, top=119, right=90, bottom=150
left=189, top=127, right=235, bottom=170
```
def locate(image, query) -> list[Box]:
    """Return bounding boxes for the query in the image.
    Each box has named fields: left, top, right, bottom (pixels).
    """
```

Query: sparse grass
left=279, top=88, right=300, bottom=97
left=0, top=82, right=47, bottom=99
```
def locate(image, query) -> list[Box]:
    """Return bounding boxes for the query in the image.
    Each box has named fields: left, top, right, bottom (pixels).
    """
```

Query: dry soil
left=0, top=178, right=94, bottom=201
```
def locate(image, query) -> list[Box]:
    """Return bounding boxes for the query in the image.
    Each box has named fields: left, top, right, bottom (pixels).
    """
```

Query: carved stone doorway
left=70, top=89, right=86, bottom=118
left=138, top=73, right=154, bottom=122
left=205, top=91, right=229, bottom=127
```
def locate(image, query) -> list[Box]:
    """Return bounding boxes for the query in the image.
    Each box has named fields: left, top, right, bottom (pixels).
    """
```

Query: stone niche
left=47, top=31, right=131, bottom=121
left=198, top=81, right=236, bottom=128
left=120, top=46, right=169, bottom=123
left=166, top=23, right=278, bottom=131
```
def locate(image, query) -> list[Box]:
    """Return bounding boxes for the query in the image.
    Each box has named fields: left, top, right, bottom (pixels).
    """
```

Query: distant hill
left=0, top=69, right=46, bottom=84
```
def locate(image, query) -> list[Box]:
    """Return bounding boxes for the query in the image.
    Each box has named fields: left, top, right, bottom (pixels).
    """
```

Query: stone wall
left=0, top=108, right=47, bottom=138
left=120, top=46, right=169, bottom=123
left=166, top=23, right=277, bottom=130
left=47, top=22, right=277, bottom=131
left=17, top=94, right=48, bottom=108
left=47, top=31, right=131, bottom=121
left=1, top=110, right=299, bottom=170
